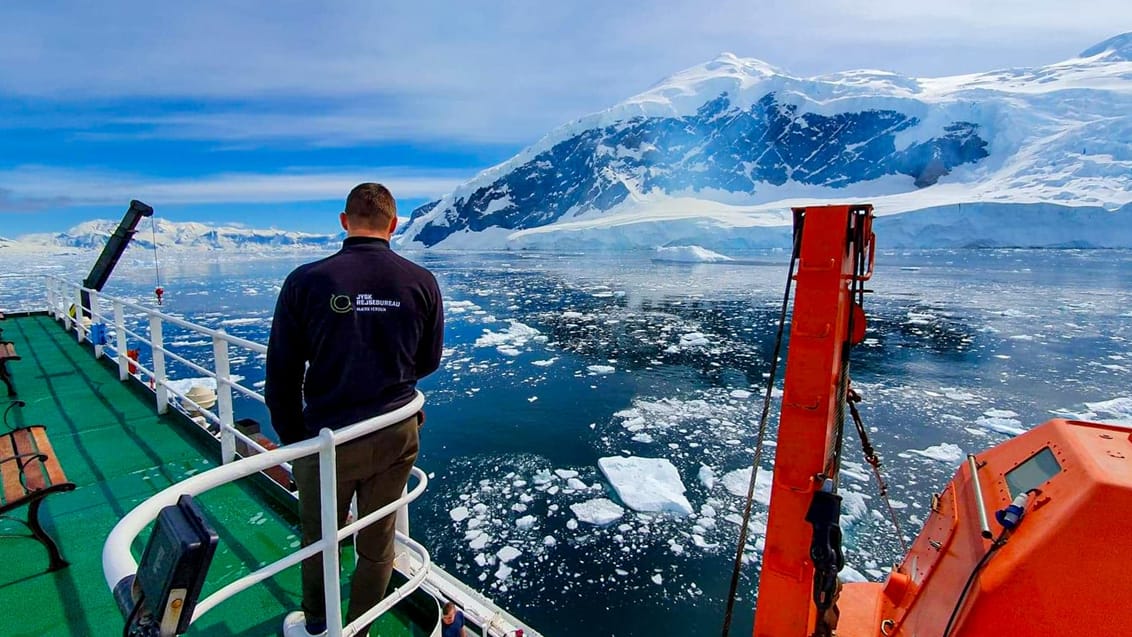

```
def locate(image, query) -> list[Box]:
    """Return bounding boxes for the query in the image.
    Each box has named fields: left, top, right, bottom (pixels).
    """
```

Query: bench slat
left=2, top=426, right=68, bottom=508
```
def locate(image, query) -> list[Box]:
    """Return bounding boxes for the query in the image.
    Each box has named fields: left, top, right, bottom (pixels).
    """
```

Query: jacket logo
left=330, top=294, right=353, bottom=314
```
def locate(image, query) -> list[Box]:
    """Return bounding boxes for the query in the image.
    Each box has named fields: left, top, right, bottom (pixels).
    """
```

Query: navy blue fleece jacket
left=264, top=237, right=443, bottom=444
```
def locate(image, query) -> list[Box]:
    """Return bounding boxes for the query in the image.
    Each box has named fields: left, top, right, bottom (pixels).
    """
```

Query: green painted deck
left=0, top=314, right=434, bottom=636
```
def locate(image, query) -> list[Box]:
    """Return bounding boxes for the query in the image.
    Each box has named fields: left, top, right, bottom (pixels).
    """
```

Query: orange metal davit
left=750, top=205, right=1132, bottom=637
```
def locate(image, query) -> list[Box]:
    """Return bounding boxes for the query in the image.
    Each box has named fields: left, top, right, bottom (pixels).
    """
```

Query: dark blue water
left=7, top=248, right=1131, bottom=636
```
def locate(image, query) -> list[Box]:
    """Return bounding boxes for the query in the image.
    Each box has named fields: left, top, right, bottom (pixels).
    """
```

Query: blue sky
left=1, top=1, right=1127, bottom=236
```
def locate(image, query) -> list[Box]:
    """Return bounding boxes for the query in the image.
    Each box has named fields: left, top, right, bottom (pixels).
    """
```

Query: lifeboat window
left=1005, top=447, right=1061, bottom=497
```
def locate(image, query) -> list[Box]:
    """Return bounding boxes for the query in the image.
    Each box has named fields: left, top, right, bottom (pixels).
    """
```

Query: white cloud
left=0, top=165, right=469, bottom=209
left=0, top=2, right=1125, bottom=145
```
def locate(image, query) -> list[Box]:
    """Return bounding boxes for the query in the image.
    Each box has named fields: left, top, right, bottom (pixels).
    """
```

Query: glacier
left=396, top=34, right=1132, bottom=251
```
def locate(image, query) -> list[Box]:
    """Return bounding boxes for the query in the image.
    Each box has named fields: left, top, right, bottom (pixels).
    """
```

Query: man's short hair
left=442, top=601, right=456, bottom=615
left=345, top=182, right=397, bottom=229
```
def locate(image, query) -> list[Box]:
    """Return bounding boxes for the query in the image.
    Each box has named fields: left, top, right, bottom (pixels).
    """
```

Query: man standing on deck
left=266, top=182, right=444, bottom=637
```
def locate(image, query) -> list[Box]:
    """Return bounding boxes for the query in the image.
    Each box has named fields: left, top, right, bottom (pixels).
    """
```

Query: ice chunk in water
left=907, top=443, right=964, bottom=463
left=569, top=498, right=625, bottom=526
left=721, top=466, right=773, bottom=506
left=497, top=546, right=522, bottom=563
left=698, top=465, right=717, bottom=490
left=598, top=456, right=693, bottom=516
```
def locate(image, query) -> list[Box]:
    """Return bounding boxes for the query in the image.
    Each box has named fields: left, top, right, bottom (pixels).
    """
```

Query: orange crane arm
left=754, top=204, right=873, bottom=637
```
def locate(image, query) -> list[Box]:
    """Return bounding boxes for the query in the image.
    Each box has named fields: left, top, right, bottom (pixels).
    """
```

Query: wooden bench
left=1, top=341, right=18, bottom=397
left=1, top=401, right=75, bottom=571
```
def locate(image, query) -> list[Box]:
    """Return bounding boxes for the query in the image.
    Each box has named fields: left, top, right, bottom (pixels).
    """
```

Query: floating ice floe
left=598, top=456, right=693, bottom=516
left=475, top=320, right=542, bottom=349
left=721, top=466, right=773, bottom=506
left=906, top=443, right=964, bottom=463
left=496, top=546, right=522, bottom=563
left=1084, top=396, right=1132, bottom=425
left=569, top=498, right=625, bottom=526
left=698, top=465, right=717, bottom=490
left=449, top=506, right=470, bottom=522
left=587, top=365, right=616, bottom=375
left=976, top=416, right=1026, bottom=436
left=653, top=245, right=734, bottom=263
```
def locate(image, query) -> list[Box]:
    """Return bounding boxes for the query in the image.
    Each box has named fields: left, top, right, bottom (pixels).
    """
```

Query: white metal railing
left=102, top=394, right=430, bottom=637
left=11, top=273, right=538, bottom=637
left=27, top=274, right=432, bottom=635
left=43, top=275, right=274, bottom=464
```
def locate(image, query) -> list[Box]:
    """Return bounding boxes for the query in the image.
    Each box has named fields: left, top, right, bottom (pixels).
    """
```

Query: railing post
left=44, top=277, right=53, bottom=315
left=396, top=487, right=410, bottom=538
left=115, top=301, right=129, bottom=381
left=213, top=334, right=236, bottom=464
left=318, top=429, right=344, bottom=637
left=150, top=315, right=168, bottom=414
left=74, top=286, right=85, bottom=342
left=63, top=283, right=73, bottom=331
left=90, top=289, right=104, bottom=359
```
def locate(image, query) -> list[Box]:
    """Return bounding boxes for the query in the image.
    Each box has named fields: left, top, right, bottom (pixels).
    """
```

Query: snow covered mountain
left=17, top=219, right=342, bottom=252
left=397, top=33, right=1132, bottom=250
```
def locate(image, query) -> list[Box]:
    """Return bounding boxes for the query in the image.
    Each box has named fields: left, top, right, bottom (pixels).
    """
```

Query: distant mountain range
left=6, top=219, right=342, bottom=253
left=395, top=33, right=1132, bottom=250
left=7, top=34, right=1132, bottom=253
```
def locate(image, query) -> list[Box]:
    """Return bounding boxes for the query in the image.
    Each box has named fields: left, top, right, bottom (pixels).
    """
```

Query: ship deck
left=0, top=313, right=430, bottom=636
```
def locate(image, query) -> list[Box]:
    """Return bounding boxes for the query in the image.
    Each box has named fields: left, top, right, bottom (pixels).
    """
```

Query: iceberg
left=569, top=498, right=625, bottom=526
left=597, top=456, right=693, bottom=516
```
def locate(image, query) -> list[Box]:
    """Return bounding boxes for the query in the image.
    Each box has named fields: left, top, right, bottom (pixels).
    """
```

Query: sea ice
left=598, top=456, right=693, bottom=516
left=566, top=478, right=588, bottom=491
left=721, top=466, right=773, bottom=506
left=907, top=443, right=964, bottom=463
left=569, top=498, right=625, bottom=526
left=450, top=506, right=470, bottom=522
left=515, top=515, right=537, bottom=530
left=587, top=365, right=616, bottom=375
left=976, top=416, right=1026, bottom=436
left=698, top=464, right=717, bottom=490
left=497, top=546, right=522, bottom=563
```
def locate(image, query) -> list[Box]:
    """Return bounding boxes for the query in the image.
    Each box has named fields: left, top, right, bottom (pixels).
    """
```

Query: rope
left=150, top=217, right=162, bottom=289
left=720, top=223, right=804, bottom=637
left=847, top=389, right=908, bottom=554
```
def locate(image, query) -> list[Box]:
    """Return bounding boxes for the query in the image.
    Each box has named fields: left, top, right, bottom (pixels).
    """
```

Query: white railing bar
left=129, top=361, right=157, bottom=384
left=190, top=542, right=327, bottom=618
left=338, top=469, right=428, bottom=539
left=191, top=452, right=428, bottom=628
left=116, top=331, right=265, bottom=410
left=160, top=348, right=219, bottom=381
left=50, top=277, right=268, bottom=355
left=344, top=533, right=432, bottom=637
left=167, top=390, right=224, bottom=427
left=227, top=380, right=267, bottom=404
left=103, top=392, right=424, bottom=588
left=227, top=427, right=277, bottom=459
left=118, top=324, right=151, bottom=344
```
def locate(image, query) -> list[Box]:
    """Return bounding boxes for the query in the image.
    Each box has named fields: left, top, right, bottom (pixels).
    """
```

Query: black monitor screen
left=1005, top=447, right=1061, bottom=497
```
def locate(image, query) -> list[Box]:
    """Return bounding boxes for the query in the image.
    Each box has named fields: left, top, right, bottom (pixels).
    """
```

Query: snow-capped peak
left=397, top=33, right=1132, bottom=251
left=1079, top=32, right=1132, bottom=61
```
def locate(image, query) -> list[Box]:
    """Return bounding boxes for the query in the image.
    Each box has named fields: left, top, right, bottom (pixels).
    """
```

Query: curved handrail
left=102, top=392, right=427, bottom=635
